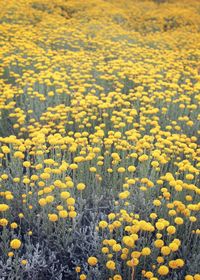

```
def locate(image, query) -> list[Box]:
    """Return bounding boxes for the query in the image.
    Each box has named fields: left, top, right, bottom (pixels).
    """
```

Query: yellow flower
left=161, top=246, right=171, bottom=256
left=55, top=204, right=63, bottom=211
left=138, top=154, right=148, bottom=162
left=185, top=276, right=193, bottom=280
left=174, top=217, right=184, bottom=225
left=189, top=216, right=197, bottom=222
left=117, top=167, right=125, bottom=173
left=8, top=252, right=14, bottom=257
left=60, top=191, right=70, bottom=199
left=119, top=191, right=130, bottom=199
left=23, top=161, right=31, bottom=168
left=169, top=260, right=178, bottom=269
left=21, top=259, right=27, bottom=265
left=87, top=256, right=98, bottom=266
left=66, top=181, right=74, bottom=188
left=75, top=266, right=81, bottom=273
left=1, top=174, right=8, bottom=180
left=77, top=183, right=86, bottom=191
left=10, top=239, right=21, bottom=250
left=99, top=221, right=108, bottom=229
left=45, top=195, right=54, bottom=203
left=48, top=214, right=58, bottom=222
left=40, top=173, right=51, bottom=180
left=59, top=210, right=68, bottom=218
left=154, top=239, right=164, bottom=248
left=150, top=213, right=157, bottom=219
left=69, top=211, right=77, bottom=218
left=1, top=146, right=10, bottom=154
left=153, top=200, right=161, bottom=207
left=102, top=247, right=109, bottom=254
left=157, top=265, right=169, bottom=275
left=157, top=256, right=164, bottom=263
left=10, top=222, right=18, bottom=229
left=79, top=274, right=87, bottom=280
left=106, top=260, right=116, bottom=270
left=131, top=251, right=141, bottom=259
left=113, top=275, right=122, bottom=280
left=112, top=244, right=121, bottom=252
left=38, top=198, right=47, bottom=207
left=123, top=236, right=134, bottom=248
left=128, top=165, right=136, bottom=172
left=69, top=163, right=78, bottom=170
left=108, top=213, right=116, bottom=220
left=0, top=218, right=8, bottom=227
left=145, top=271, right=153, bottom=278
left=156, top=222, right=165, bottom=231
left=18, top=213, right=24, bottom=219
left=169, top=242, right=178, bottom=252
left=0, top=204, right=9, bottom=212
left=186, top=174, right=194, bottom=180
left=66, top=197, right=75, bottom=205
left=14, top=151, right=24, bottom=159
left=141, top=247, right=151, bottom=256
left=175, top=258, right=185, bottom=267
left=89, top=167, right=96, bottom=172
left=167, top=225, right=176, bottom=234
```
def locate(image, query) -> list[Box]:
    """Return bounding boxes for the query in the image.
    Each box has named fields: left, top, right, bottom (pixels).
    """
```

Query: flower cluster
left=0, top=0, right=200, bottom=279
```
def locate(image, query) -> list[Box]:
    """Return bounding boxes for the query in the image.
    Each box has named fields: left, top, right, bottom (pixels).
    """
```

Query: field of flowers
left=0, top=0, right=200, bottom=279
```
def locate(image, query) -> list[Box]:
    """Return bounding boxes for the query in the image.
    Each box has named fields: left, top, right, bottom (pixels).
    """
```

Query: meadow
left=0, top=0, right=200, bottom=279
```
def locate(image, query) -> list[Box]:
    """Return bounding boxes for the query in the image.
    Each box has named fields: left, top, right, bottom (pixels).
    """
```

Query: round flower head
left=10, top=239, right=21, bottom=250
